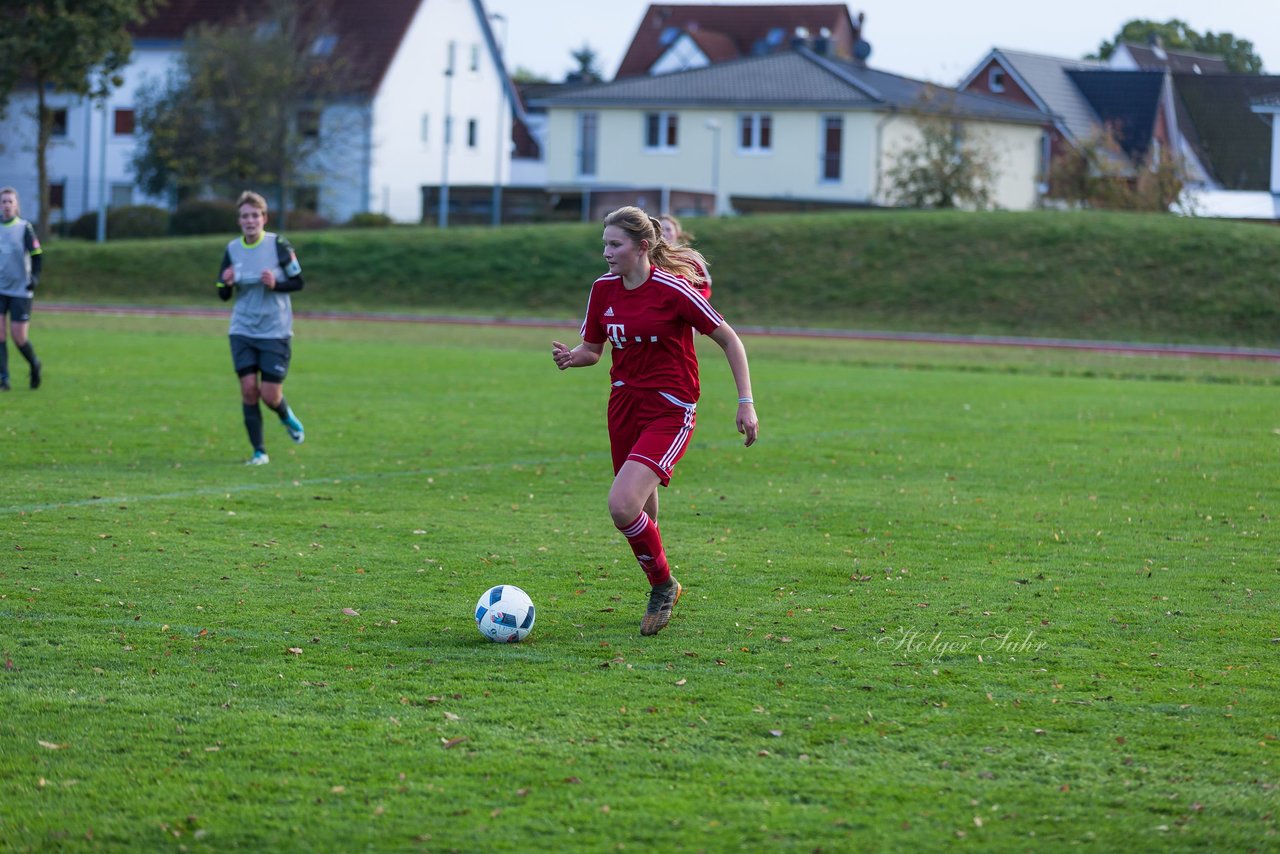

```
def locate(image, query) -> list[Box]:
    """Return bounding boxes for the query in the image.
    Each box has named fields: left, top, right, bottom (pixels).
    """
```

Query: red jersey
left=580, top=265, right=723, bottom=402
left=692, top=260, right=712, bottom=301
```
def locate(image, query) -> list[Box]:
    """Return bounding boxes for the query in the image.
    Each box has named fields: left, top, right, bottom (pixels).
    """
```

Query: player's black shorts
left=230, top=335, right=292, bottom=383
left=0, top=295, right=33, bottom=323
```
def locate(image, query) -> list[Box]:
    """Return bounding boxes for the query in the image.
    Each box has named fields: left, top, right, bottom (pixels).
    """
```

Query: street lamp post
left=439, top=41, right=456, bottom=228
left=490, top=13, right=507, bottom=227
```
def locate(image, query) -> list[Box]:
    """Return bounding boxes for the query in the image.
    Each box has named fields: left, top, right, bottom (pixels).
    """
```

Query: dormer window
left=989, top=67, right=1006, bottom=93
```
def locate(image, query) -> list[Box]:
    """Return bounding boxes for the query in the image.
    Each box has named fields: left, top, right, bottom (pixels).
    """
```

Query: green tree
left=885, top=94, right=999, bottom=210
left=132, top=0, right=359, bottom=225
left=1092, top=19, right=1263, bottom=74
left=565, top=44, right=603, bottom=84
left=0, top=0, right=159, bottom=237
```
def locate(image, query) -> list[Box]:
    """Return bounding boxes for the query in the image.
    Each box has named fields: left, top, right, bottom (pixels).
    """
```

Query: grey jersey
left=0, top=217, right=39, bottom=297
left=224, top=233, right=297, bottom=339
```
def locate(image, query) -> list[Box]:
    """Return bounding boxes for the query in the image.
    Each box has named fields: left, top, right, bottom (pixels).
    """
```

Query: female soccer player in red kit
left=552, top=206, right=758, bottom=635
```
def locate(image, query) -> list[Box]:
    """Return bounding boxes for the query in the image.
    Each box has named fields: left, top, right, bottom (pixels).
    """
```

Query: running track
left=44, top=302, right=1280, bottom=362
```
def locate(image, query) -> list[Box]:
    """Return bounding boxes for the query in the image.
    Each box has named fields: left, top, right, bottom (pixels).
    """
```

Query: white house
left=0, top=0, right=522, bottom=227
left=531, top=43, right=1050, bottom=219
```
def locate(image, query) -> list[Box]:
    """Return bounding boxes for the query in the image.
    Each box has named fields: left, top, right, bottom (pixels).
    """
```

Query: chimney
left=791, top=26, right=810, bottom=50
left=813, top=27, right=832, bottom=56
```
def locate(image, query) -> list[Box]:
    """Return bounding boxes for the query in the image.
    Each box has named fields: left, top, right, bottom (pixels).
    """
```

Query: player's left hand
left=737, top=402, right=758, bottom=447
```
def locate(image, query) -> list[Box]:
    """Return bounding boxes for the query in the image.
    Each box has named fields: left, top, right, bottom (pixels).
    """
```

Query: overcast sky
left=484, top=0, right=1279, bottom=85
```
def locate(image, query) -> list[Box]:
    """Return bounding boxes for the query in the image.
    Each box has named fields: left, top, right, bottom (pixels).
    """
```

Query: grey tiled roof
left=532, top=48, right=1048, bottom=125
left=989, top=49, right=1107, bottom=143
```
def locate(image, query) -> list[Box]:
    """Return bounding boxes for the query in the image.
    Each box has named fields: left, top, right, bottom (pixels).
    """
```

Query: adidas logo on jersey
left=603, top=307, right=615, bottom=317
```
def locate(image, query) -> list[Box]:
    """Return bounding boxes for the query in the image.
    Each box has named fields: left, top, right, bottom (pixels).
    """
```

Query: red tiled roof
left=130, top=0, right=422, bottom=94
left=686, top=28, right=740, bottom=63
left=615, top=3, right=860, bottom=79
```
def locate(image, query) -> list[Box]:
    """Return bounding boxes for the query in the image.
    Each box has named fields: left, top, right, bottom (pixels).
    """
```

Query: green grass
left=1, top=313, right=1277, bottom=851
left=44, top=209, right=1280, bottom=345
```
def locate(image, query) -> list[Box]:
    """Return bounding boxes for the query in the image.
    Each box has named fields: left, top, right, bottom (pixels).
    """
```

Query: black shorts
left=0, top=294, right=33, bottom=323
left=230, top=335, right=292, bottom=383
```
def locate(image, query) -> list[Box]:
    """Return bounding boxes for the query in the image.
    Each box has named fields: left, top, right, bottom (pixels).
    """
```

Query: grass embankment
left=45, top=210, right=1280, bottom=345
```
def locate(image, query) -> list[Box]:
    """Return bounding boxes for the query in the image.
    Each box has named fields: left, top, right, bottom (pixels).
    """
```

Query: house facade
left=958, top=45, right=1280, bottom=218
left=615, top=3, right=869, bottom=78
left=0, top=0, right=521, bottom=227
left=533, top=44, right=1049, bottom=219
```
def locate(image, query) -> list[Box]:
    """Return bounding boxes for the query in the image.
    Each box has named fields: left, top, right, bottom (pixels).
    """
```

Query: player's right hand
left=551, top=341, right=574, bottom=370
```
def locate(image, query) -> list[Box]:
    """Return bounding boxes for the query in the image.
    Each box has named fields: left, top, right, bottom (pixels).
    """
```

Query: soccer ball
left=474, top=585, right=536, bottom=643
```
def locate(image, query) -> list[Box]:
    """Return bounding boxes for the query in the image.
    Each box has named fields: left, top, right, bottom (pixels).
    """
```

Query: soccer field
left=2, top=312, right=1276, bottom=850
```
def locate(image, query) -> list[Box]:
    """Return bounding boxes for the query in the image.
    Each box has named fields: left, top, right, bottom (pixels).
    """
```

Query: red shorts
left=607, top=385, right=697, bottom=486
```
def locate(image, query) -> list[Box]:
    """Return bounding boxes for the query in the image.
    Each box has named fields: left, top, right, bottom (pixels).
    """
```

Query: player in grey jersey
left=217, top=191, right=306, bottom=465
left=0, top=187, right=43, bottom=391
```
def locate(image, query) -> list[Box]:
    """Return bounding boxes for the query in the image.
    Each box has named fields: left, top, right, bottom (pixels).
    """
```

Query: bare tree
left=885, top=93, right=999, bottom=210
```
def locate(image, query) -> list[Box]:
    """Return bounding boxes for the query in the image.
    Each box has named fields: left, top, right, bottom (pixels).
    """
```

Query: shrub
left=345, top=212, right=394, bottom=228
left=66, top=206, right=170, bottom=240
left=172, top=199, right=239, bottom=235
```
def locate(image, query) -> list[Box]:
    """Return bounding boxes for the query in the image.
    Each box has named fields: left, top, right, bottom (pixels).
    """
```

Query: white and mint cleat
left=282, top=409, right=305, bottom=444
left=245, top=451, right=270, bottom=466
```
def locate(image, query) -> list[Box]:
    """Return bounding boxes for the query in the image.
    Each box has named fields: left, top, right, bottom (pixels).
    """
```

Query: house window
left=298, top=109, right=320, bottom=139
left=652, top=35, right=709, bottom=75
left=989, top=67, right=1006, bottom=93
left=821, top=116, right=842, bottom=182
left=467, top=119, right=478, bottom=148
left=738, top=113, right=772, bottom=151
left=644, top=112, right=678, bottom=151
left=577, top=112, right=598, bottom=176
left=421, top=113, right=430, bottom=144
left=113, top=109, right=135, bottom=136
left=50, top=108, right=68, bottom=138
left=48, top=181, right=65, bottom=210
left=470, top=44, right=480, bottom=72
left=110, top=183, right=133, bottom=208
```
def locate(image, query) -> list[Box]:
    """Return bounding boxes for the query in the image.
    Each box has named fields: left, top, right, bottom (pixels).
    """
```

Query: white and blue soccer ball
left=474, top=585, right=536, bottom=643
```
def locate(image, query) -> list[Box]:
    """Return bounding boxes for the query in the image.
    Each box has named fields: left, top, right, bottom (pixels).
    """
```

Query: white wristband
left=738, top=397, right=754, bottom=404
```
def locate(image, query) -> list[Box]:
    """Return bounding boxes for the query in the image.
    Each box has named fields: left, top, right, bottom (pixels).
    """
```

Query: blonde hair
left=236, top=190, right=268, bottom=213
left=603, top=206, right=707, bottom=287
left=660, top=213, right=692, bottom=244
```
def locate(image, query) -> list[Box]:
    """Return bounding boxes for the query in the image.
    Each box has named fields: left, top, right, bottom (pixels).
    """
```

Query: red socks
left=617, top=511, right=670, bottom=586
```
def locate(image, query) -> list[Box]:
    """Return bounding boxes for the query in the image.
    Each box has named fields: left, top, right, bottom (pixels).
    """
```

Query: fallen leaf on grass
left=287, top=648, right=303, bottom=655
left=674, top=678, right=687, bottom=686
left=38, top=740, right=66, bottom=750
left=342, top=608, right=360, bottom=617
left=441, top=737, right=468, bottom=750
left=443, top=712, right=461, bottom=721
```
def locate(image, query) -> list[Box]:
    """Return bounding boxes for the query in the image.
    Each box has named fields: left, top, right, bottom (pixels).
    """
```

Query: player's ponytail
left=603, top=206, right=708, bottom=288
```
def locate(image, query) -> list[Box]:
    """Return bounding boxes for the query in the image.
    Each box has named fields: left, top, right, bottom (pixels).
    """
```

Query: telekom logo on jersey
left=606, top=323, right=627, bottom=349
